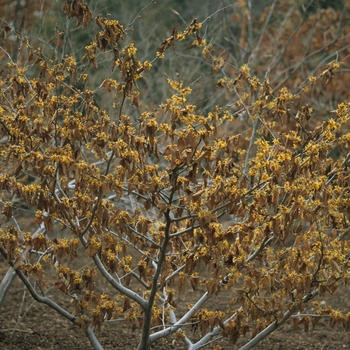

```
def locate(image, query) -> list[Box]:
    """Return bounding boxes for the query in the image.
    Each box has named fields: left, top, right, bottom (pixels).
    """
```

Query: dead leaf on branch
left=157, top=25, right=179, bottom=54
left=3, top=25, right=12, bottom=42
left=63, top=0, right=92, bottom=28
left=1, top=202, right=12, bottom=221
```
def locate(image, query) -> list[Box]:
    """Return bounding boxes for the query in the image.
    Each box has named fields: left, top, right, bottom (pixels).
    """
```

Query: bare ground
left=1, top=255, right=350, bottom=350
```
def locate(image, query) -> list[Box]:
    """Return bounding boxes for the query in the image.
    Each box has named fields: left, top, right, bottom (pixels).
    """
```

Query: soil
left=1, top=254, right=350, bottom=350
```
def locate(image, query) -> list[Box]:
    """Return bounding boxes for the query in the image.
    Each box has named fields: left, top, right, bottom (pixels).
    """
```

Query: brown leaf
left=1, top=203, right=12, bottom=221
left=123, top=297, right=131, bottom=311
left=3, top=25, right=11, bottom=42
left=144, top=198, right=152, bottom=210
left=55, top=281, right=67, bottom=294
left=75, top=317, right=88, bottom=330
left=177, top=137, right=187, bottom=151
left=132, top=94, right=139, bottom=108
left=190, top=276, right=199, bottom=291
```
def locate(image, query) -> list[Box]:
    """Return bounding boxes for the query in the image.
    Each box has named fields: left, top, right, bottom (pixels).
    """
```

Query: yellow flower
left=167, top=78, right=183, bottom=91
left=331, top=61, right=341, bottom=70
left=127, top=43, right=137, bottom=55
left=240, top=64, right=250, bottom=73
left=172, top=95, right=186, bottom=104
left=143, top=61, right=152, bottom=70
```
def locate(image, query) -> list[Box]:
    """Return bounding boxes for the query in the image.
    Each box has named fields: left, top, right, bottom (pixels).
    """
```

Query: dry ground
left=1, top=254, right=350, bottom=350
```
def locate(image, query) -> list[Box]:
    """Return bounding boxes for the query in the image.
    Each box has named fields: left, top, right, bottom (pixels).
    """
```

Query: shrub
left=1, top=1, right=350, bottom=349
